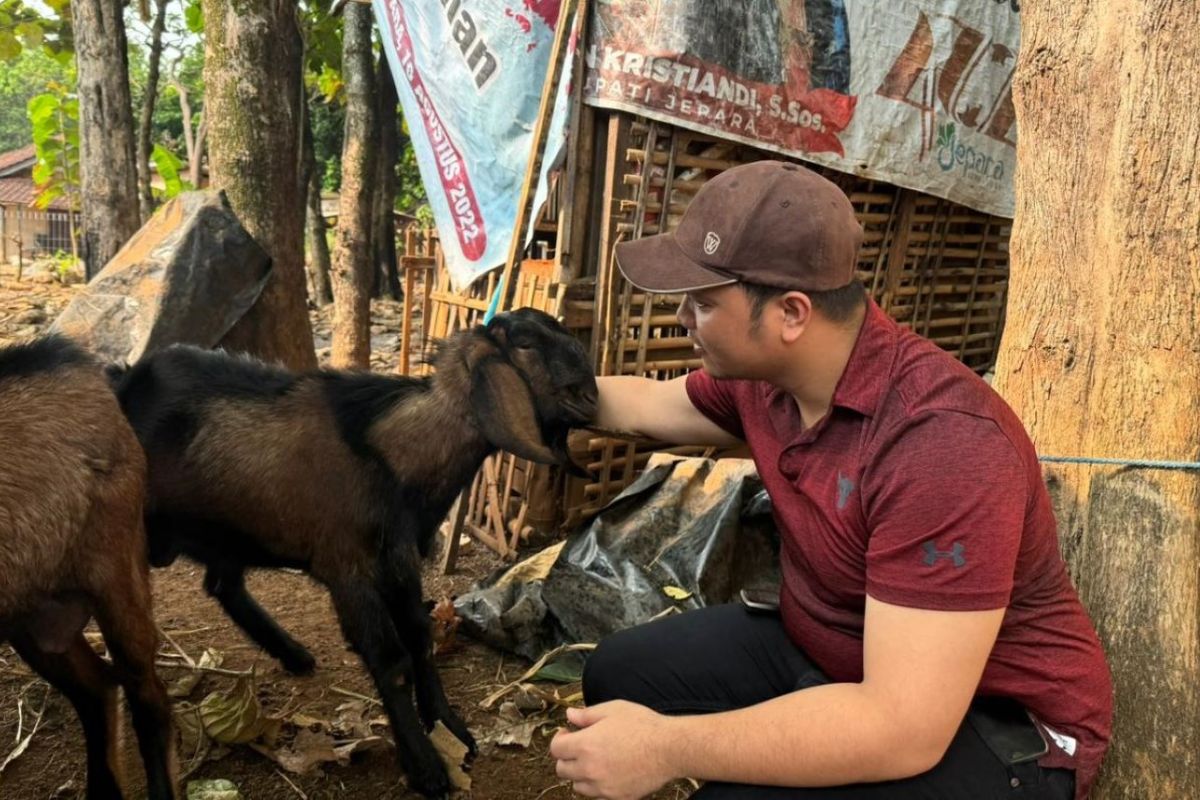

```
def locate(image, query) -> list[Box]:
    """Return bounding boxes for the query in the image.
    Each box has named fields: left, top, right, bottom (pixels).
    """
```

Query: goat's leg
left=328, top=578, right=451, bottom=799
left=11, top=631, right=125, bottom=800
left=384, top=570, right=476, bottom=754
left=203, top=565, right=316, bottom=675
left=93, top=573, right=180, bottom=800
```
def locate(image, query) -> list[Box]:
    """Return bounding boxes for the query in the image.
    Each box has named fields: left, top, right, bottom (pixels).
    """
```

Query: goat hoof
left=408, top=759, right=452, bottom=798
left=445, top=717, right=477, bottom=757
left=281, top=650, right=316, bottom=675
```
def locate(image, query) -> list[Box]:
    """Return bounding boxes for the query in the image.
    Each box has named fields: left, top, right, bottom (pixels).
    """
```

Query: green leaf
left=184, top=0, right=204, bottom=33
left=198, top=676, right=274, bottom=745
left=34, top=184, right=64, bottom=209
left=44, top=0, right=71, bottom=12
left=151, top=143, right=185, bottom=198
left=317, top=65, right=343, bottom=103
left=28, top=93, right=60, bottom=124
left=532, top=651, right=586, bottom=684
left=15, top=21, right=43, bottom=50
left=662, top=585, right=693, bottom=601
left=31, top=159, right=56, bottom=185
left=0, top=30, right=21, bottom=62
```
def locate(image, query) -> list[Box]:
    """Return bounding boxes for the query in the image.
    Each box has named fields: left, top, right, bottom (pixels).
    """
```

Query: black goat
left=0, top=336, right=178, bottom=799
left=111, top=308, right=597, bottom=797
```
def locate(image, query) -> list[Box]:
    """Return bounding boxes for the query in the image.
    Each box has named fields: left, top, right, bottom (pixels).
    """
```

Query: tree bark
left=172, top=77, right=209, bottom=188
left=330, top=1, right=376, bottom=368
left=136, top=0, right=169, bottom=222
left=303, top=97, right=333, bottom=306
left=72, top=0, right=141, bottom=279
left=372, top=52, right=401, bottom=300
left=203, top=0, right=316, bottom=370
left=993, top=3, right=1200, bottom=797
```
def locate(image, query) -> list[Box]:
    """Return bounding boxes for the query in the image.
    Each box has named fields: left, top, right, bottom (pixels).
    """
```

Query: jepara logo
left=935, top=122, right=1006, bottom=183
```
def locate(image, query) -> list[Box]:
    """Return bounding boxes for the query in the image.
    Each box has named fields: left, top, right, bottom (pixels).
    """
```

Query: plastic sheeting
left=50, top=190, right=271, bottom=364
left=456, top=454, right=780, bottom=660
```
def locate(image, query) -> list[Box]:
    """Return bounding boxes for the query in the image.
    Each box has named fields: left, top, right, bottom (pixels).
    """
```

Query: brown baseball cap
left=614, top=160, right=863, bottom=293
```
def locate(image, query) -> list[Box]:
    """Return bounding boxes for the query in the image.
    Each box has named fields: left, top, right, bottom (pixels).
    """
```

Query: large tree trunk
left=203, top=0, right=316, bottom=370
left=72, top=0, right=141, bottom=279
left=136, top=0, right=169, bottom=222
left=330, top=2, right=376, bottom=368
left=993, top=3, right=1199, bottom=798
left=303, top=101, right=333, bottom=306
left=372, top=52, right=401, bottom=300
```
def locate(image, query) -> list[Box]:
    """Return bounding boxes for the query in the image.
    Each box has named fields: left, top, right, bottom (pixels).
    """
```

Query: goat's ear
left=470, top=356, right=560, bottom=465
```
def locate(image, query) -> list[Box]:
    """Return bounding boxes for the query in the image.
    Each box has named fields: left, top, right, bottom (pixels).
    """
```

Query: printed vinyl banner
left=584, top=1, right=1021, bottom=217
left=374, top=0, right=570, bottom=290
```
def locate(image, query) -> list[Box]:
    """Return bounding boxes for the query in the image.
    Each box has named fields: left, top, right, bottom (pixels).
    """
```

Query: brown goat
left=112, top=308, right=597, bottom=797
left=0, top=336, right=178, bottom=800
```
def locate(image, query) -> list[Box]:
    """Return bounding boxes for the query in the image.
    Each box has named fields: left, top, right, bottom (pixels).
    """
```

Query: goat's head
left=465, top=308, right=597, bottom=474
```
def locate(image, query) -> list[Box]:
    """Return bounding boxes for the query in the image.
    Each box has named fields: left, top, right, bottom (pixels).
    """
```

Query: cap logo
left=703, top=231, right=721, bottom=255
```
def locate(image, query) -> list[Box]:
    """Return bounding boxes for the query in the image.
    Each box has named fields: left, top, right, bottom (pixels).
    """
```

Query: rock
left=50, top=191, right=271, bottom=364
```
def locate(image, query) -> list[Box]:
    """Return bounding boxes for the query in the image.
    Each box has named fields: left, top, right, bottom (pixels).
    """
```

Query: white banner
left=374, top=0, right=572, bottom=290
left=584, top=1, right=1020, bottom=217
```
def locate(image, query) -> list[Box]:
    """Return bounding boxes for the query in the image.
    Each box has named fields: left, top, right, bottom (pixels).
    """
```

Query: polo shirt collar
left=763, top=298, right=898, bottom=445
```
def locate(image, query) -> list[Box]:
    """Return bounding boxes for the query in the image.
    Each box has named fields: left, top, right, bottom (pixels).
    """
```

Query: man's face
left=676, top=284, right=768, bottom=379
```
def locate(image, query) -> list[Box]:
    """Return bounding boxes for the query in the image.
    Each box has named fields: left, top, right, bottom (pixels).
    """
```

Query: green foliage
left=151, top=142, right=189, bottom=198
left=28, top=81, right=79, bottom=211
left=47, top=249, right=80, bottom=282
left=0, top=44, right=72, bottom=151
left=0, top=0, right=74, bottom=64
left=183, top=0, right=203, bottom=33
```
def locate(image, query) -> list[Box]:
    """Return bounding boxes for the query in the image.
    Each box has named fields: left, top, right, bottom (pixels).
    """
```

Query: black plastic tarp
left=456, top=454, right=780, bottom=660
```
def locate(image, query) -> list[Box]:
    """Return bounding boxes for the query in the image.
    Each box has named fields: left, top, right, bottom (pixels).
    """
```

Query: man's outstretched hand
left=549, top=701, right=681, bottom=800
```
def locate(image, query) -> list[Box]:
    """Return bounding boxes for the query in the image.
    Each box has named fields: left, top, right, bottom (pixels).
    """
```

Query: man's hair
left=741, top=280, right=866, bottom=325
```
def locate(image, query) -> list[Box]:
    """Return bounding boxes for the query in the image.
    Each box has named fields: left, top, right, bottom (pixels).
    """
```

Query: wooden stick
left=480, top=643, right=596, bottom=709
left=494, top=0, right=580, bottom=316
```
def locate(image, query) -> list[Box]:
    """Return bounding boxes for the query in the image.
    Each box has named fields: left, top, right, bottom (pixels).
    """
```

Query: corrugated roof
left=0, top=177, right=72, bottom=210
left=0, top=145, right=36, bottom=176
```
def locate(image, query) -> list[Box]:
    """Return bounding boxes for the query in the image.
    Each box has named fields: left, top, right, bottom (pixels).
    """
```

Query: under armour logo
left=703, top=231, right=721, bottom=255
left=921, top=541, right=966, bottom=568
left=836, top=472, right=854, bottom=510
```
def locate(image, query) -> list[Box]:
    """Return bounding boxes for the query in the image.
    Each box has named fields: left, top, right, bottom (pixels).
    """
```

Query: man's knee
left=582, top=636, right=622, bottom=705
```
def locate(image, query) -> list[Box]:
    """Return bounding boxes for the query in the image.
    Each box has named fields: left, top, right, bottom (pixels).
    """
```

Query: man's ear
left=779, top=291, right=813, bottom=344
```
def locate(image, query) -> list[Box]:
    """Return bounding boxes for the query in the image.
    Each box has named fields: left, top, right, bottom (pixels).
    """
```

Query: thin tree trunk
left=993, top=2, right=1200, bottom=797
left=372, top=51, right=401, bottom=300
left=72, top=0, right=141, bottom=279
left=136, top=0, right=169, bottom=221
left=203, top=0, right=315, bottom=369
left=303, top=97, right=333, bottom=306
left=330, top=1, right=376, bottom=368
left=172, top=78, right=207, bottom=187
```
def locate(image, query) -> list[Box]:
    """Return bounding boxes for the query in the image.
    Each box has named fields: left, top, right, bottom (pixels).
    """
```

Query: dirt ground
left=0, top=262, right=691, bottom=800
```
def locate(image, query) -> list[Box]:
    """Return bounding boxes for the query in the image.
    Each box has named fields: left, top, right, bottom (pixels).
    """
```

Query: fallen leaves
left=429, top=721, right=473, bottom=792
left=662, top=585, right=693, bottom=601
left=198, top=672, right=281, bottom=745
left=431, top=597, right=462, bottom=656
left=186, top=779, right=242, bottom=800
left=0, top=683, right=50, bottom=777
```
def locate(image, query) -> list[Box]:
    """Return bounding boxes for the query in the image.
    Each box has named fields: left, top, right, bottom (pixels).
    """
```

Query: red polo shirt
left=686, top=299, right=1112, bottom=798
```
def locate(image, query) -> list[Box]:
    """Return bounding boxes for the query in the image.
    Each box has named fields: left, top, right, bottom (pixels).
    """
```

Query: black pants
left=582, top=604, right=1075, bottom=799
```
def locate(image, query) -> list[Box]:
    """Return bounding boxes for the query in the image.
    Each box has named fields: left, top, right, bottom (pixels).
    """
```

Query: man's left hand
left=549, top=700, right=680, bottom=800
